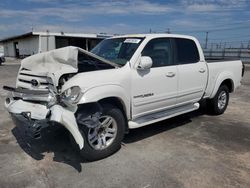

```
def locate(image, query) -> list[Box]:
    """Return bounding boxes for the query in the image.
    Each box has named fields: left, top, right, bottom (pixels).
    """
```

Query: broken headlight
left=61, top=86, right=82, bottom=105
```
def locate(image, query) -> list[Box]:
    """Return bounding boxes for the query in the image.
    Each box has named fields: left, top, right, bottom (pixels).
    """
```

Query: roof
left=0, top=31, right=112, bottom=43
left=111, top=33, right=197, bottom=40
left=0, top=32, right=34, bottom=43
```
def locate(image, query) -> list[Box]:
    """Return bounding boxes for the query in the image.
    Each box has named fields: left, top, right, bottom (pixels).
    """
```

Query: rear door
left=174, top=38, right=207, bottom=106
left=131, top=38, right=178, bottom=119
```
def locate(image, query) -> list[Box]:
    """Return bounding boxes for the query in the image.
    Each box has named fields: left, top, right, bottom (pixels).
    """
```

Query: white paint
left=4, top=33, right=243, bottom=150
left=6, top=99, right=49, bottom=120
left=50, top=105, right=84, bottom=149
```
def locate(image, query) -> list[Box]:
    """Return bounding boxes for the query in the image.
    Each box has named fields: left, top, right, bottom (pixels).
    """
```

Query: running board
left=128, top=103, right=200, bottom=129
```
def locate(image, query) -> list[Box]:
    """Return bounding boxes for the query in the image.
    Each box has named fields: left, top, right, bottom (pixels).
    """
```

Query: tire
left=208, top=85, right=229, bottom=115
left=70, top=104, right=126, bottom=161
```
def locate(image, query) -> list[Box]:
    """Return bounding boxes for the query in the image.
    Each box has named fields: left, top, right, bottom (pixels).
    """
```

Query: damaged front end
left=3, top=46, right=115, bottom=149
left=4, top=84, right=84, bottom=149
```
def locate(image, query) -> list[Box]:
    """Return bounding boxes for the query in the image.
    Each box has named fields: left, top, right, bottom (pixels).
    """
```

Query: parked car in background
left=3, top=34, right=244, bottom=160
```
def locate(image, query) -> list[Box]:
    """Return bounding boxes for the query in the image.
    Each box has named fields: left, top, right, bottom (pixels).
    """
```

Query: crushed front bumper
left=4, top=86, right=84, bottom=149
left=7, top=99, right=50, bottom=139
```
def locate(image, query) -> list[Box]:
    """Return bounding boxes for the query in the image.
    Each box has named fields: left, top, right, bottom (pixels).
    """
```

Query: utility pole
left=149, top=28, right=152, bottom=33
left=205, top=31, right=209, bottom=49
left=166, top=28, right=170, bottom=34
left=46, top=30, right=49, bottom=52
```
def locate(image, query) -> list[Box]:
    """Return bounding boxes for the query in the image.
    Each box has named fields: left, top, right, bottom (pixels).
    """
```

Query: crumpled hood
left=19, top=46, right=117, bottom=88
left=22, top=46, right=79, bottom=70
left=16, top=46, right=117, bottom=89
left=20, top=46, right=118, bottom=86
left=20, top=46, right=79, bottom=85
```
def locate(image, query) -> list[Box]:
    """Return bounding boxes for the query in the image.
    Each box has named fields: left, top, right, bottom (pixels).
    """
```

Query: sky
left=0, top=0, right=250, bottom=47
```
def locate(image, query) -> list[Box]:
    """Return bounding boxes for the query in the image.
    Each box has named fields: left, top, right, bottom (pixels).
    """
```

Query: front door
left=131, top=38, right=178, bottom=119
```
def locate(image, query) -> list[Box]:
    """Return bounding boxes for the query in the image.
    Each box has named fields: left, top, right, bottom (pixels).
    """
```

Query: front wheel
left=71, top=104, right=126, bottom=161
left=208, top=85, right=229, bottom=115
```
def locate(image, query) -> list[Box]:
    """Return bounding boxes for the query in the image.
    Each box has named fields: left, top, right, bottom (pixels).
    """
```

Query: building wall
left=2, top=33, right=105, bottom=57
left=39, top=35, right=56, bottom=53
left=18, top=36, right=39, bottom=56
left=3, top=41, right=15, bottom=57
left=0, top=45, right=3, bottom=52
left=3, top=36, right=39, bottom=57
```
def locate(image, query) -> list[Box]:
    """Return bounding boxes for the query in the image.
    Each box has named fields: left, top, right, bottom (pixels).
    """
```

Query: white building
left=0, top=31, right=111, bottom=57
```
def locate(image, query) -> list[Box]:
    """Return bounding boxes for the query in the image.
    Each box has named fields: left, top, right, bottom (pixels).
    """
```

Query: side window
left=175, top=38, right=200, bottom=64
left=142, top=38, right=173, bottom=67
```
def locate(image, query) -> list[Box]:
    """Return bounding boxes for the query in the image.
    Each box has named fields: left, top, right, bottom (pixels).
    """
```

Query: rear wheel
left=71, top=104, right=126, bottom=161
left=208, top=85, right=229, bottom=115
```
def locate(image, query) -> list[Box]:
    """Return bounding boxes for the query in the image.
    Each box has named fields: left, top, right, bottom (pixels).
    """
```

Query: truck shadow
left=123, top=108, right=207, bottom=144
left=12, top=108, right=207, bottom=172
left=12, top=125, right=85, bottom=172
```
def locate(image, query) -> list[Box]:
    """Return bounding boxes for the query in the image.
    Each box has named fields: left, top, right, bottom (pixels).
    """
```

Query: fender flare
left=210, top=71, right=234, bottom=98
left=78, top=85, right=130, bottom=119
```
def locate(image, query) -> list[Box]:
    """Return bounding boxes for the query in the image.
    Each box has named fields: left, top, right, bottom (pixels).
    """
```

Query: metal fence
left=203, top=48, right=250, bottom=64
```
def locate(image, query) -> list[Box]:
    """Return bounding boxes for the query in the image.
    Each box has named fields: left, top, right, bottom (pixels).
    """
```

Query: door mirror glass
left=137, top=56, right=152, bottom=70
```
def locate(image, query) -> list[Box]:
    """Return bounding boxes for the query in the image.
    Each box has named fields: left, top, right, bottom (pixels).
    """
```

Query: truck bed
left=204, top=59, right=242, bottom=98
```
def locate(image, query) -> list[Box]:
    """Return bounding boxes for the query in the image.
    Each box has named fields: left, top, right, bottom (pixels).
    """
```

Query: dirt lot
left=0, top=61, right=249, bottom=188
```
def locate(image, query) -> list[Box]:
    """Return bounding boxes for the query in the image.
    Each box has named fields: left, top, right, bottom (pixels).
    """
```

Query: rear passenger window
left=142, top=38, right=173, bottom=67
left=175, top=38, right=200, bottom=64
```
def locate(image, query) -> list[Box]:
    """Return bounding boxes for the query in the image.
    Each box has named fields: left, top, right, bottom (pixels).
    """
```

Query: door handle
left=166, top=72, right=176, bottom=77
left=199, top=68, right=206, bottom=73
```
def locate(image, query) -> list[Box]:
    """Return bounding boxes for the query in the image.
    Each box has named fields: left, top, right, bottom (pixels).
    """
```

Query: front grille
left=17, top=70, right=53, bottom=90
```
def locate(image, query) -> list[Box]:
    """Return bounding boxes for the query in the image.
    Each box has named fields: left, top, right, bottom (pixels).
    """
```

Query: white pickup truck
left=4, top=34, right=244, bottom=160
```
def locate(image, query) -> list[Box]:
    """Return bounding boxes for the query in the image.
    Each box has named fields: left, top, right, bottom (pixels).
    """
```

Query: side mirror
left=137, top=56, right=153, bottom=70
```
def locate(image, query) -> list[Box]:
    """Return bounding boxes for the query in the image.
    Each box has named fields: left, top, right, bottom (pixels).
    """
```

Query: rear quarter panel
left=205, top=60, right=242, bottom=98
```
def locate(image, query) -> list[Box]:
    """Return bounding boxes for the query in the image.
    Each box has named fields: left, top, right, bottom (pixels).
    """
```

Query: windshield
left=91, top=37, right=143, bottom=66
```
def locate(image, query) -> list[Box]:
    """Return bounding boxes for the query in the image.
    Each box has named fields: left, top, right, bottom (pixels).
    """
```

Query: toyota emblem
left=31, top=79, right=39, bottom=87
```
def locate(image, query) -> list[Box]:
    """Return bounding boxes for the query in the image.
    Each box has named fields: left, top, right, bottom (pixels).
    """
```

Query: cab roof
left=111, top=33, right=197, bottom=41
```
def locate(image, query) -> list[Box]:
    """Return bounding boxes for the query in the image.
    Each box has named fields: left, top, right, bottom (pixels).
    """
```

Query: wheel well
left=98, top=97, right=129, bottom=132
left=99, top=97, right=127, bottom=117
left=221, top=79, right=234, bottom=93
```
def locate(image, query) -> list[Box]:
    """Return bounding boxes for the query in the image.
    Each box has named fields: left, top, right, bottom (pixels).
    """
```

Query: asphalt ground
left=0, top=61, right=249, bottom=188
